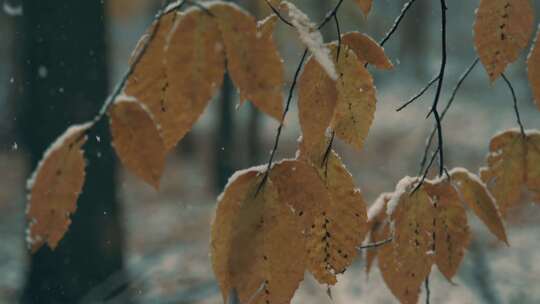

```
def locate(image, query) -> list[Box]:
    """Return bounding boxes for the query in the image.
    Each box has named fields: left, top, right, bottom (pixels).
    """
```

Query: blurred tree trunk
left=400, top=0, right=430, bottom=79
left=214, top=74, right=236, bottom=192
left=18, top=1, right=126, bottom=303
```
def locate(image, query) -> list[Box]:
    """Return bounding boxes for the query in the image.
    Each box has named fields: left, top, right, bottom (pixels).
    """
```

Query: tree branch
left=501, top=73, right=526, bottom=137
left=379, top=0, right=418, bottom=47
left=396, top=75, right=440, bottom=112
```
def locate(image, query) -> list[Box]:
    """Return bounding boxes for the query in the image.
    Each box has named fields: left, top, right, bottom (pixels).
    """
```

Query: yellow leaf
left=527, top=26, right=540, bottom=111
left=480, top=130, right=530, bottom=215
left=341, top=32, right=393, bottom=70
left=271, top=154, right=368, bottom=285
left=474, top=0, right=534, bottom=81
left=425, top=181, right=470, bottom=282
left=211, top=169, right=306, bottom=304
left=26, top=122, right=92, bottom=253
left=210, top=2, right=285, bottom=121
left=355, top=0, right=373, bottom=17
left=163, top=9, right=225, bottom=149
left=125, top=12, right=177, bottom=147
left=331, top=44, right=377, bottom=151
left=365, top=193, right=392, bottom=276
left=450, top=168, right=508, bottom=245
left=297, top=51, right=337, bottom=161
left=298, top=43, right=377, bottom=156
left=109, top=99, right=166, bottom=189
left=379, top=177, right=435, bottom=304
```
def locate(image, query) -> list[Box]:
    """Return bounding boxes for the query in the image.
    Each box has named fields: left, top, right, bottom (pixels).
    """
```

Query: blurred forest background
left=0, top=0, right=539, bottom=303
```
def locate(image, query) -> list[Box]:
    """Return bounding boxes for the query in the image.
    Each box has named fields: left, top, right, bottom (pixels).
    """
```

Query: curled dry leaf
left=450, top=168, right=508, bottom=245
left=109, top=99, right=166, bottom=189
left=473, top=0, right=534, bottom=81
left=270, top=154, right=368, bottom=285
left=425, top=181, right=470, bottom=282
left=528, top=26, right=540, bottom=111
left=479, top=129, right=540, bottom=215
left=209, top=2, right=284, bottom=121
left=281, top=1, right=337, bottom=80
left=211, top=169, right=306, bottom=304
left=379, top=177, right=435, bottom=304
left=126, top=9, right=225, bottom=150
left=26, top=122, right=92, bottom=253
left=163, top=8, right=225, bottom=149
left=341, top=32, right=393, bottom=70
left=365, top=193, right=392, bottom=276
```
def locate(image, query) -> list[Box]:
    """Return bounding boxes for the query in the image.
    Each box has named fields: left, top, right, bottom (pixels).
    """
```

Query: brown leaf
left=379, top=177, right=435, bottom=304
left=125, top=12, right=177, bottom=147
left=526, top=132, right=540, bottom=203
left=331, top=44, right=377, bottom=151
left=26, top=122, right=92, bottom=253
left=341, top=32, right=393, bottom=70
left=365, top=193, right=392, bottom=276
left=210, top=2, right=284, bottom=121
left=211, top=169, right=306, bottom=304
left=425, top=181, right=470, bottom=282
left=480, top=130, right=528, bottom=215
left=271, top=154, right=368, bottom=285
left=355, top=0, right=373, bottom=16
left=450, top=168, right=508, bottom=245
left=163, top=9, right=225, bottom=149
left=109, top=99, right=166, bottom=189
left=474, top=0, right=534, bottom=81
left=528, top=26, right=540, bottom=111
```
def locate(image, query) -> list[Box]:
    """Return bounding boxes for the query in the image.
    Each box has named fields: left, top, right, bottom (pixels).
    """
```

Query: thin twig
left=501, top=73, right=526, bottom=137
left=334, top=13, right=342, bottom=61
left=256, top=49, right=309, bottom=195
left=396, top=75, right=440, bottom=112
left=412, top=146, right=440, bottom=194
left=379, top=0, right=418, bottom=47
left=317, top=0, right=345, bottom=30
left=424, top=0, right=448, bottom=177
left=425, top=276, right=431, bottom=304
left=418, top=58, right=479, bottom=175
left=264, top=0, right=294, bottom=27
left=357, top=238, right=393, bottom=250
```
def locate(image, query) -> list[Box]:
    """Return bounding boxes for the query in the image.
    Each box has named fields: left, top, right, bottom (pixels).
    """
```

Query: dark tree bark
left=214, top=74, right=236, bottom=192
left=18, top=1, right=126, bottom=303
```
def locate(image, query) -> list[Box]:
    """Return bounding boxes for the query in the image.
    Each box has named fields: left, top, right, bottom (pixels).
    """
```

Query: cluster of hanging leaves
left=365, top=167, right=508, bottom=303
left=23, top=0, right=540, bottom=303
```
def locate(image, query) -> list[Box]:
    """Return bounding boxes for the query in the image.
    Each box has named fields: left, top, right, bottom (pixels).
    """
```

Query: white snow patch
left=38, top=65, right=48, bottom=78
left=368, top=192, right=392, bottom=221
left=3, top=1, right=22, bottom=16
left=386, top=176, right=418, bottom=217
left=282, top=1, right=337, bottom=80
left=216, top=164, right=268, bottom=202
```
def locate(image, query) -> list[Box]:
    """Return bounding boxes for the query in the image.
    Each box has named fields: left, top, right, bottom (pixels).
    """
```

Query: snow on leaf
left=211, top=169, right=306, bottom=304
left=365, top=193, right=392, bottom=276
left=425, top=181, right=471, bottom=282
left=281, top=1, right=337, bottom=80
left=26, top=122, right=92, bottom=253
left=378, top=177, right=435, bottom=304
left=527, top=25, right=540, bottom=111
left=270, top=155, right=368, bottom=285
left=355, top=0, right=373, bottom=17
left=109, top=99, right=166, bottom=189
left=450, top=168, right=508, bottom=245
left=163, top=8, right=225, bottom=149
left=473, top=0, right=534, bottom=81
left=209, top=2, right=284, bottom=121
left=341, top=32, right=393, bottom=70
